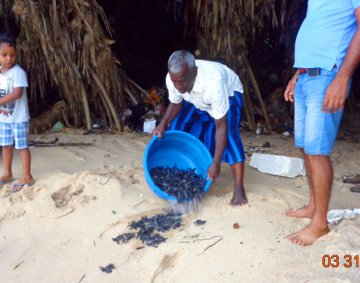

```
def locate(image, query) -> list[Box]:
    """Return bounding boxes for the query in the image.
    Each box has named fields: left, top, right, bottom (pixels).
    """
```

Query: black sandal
left=342, top=174, right=360, bottom=184
left=350, top=186, right=360, bottom=193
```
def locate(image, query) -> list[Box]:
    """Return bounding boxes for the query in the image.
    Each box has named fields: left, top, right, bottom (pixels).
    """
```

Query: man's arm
left=322, top=8, right=360, bottom=112
left=152, top=101, right=183, bottom=138
left=207, top=115, right=227, bottom=181
left=0, top=87, right=23, bottom=105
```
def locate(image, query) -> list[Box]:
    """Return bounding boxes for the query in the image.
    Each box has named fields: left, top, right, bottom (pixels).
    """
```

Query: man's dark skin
left=153, top=63, right=247, bottom=206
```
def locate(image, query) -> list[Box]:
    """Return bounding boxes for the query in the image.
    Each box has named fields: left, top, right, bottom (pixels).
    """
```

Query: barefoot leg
left=15, top=148, right=34, bottom=185
left=286, top=150, right=315, bottom=218
left=1, top=146, right=14, bottom=182
left=287, top=154, right=331, bottom=246
left=230, top=162, right=248, bottom=206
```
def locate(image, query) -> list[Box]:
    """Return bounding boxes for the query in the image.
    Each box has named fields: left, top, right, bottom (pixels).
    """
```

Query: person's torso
left=294, top=0, right=359, bottom=70
left=0, top=64, right=30, bottom=123
left=167, top=60, right=243, bottom=117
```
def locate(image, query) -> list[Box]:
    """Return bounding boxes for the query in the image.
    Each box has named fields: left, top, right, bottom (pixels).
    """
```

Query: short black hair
left=0, top=32, right=16, bottom=47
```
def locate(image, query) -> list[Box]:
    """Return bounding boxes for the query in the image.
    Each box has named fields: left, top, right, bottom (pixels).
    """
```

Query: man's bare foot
left=286, top=225, right=329, bottom=246
left=286, top=205, right=315, bottom=219
left=230, top=187, right=248, bottom=206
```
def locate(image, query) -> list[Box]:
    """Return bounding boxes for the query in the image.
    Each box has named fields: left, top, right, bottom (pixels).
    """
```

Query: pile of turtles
left=150, top=166, right=206, bottom=202
left=112, top=212, right=183, bottom=247
left=112, top=166, right=206, bottom=248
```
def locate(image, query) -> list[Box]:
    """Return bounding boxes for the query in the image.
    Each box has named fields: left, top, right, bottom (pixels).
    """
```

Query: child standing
left=0, top=33, right=33, bottom=192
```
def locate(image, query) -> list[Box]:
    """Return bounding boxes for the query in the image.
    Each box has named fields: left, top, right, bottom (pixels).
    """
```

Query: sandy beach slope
left=0, top=132, right=359, bottom=283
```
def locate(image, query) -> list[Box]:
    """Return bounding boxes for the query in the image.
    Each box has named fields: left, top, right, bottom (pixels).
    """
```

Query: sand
left=0, top=131, right=359, bottom=283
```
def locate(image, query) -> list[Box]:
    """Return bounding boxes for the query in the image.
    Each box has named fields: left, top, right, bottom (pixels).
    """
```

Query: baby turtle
left=100, top=263, right=115, bottom=273
left=112, top=232, right=136, bottom=244
left=194, top=219, right=206, bottom=226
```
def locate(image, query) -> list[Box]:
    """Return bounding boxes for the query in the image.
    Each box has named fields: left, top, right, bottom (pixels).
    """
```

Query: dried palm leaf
left=0, top=0, right=146, bottom=131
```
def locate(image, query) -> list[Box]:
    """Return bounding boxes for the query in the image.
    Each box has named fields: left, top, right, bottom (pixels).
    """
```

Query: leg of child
left=16, top=147, right=34, bottom=185
left=0, top=145, right=14, bottom=182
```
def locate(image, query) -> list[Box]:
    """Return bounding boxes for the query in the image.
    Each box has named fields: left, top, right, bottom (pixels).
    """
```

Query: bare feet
left=230, top=187, right=248, bottom=206
left=287, top=224, right=329, bottom=246
left=286, top=205, right=315, bottom=219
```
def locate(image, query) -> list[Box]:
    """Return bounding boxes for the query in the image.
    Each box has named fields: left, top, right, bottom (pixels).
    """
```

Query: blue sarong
left=169, top=91, right=245, bottom=164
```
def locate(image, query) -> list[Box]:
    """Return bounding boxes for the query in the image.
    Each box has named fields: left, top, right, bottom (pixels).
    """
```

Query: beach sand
left=0, top=131, right=359, bottom=283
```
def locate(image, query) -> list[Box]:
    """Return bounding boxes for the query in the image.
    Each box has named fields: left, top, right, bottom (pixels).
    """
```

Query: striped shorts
left=169, top=91, right=245, bottom=164
left=0, top=122, right=29, bottom=149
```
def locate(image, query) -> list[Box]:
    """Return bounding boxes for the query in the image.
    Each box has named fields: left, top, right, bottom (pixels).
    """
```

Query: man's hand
left=284, top=71, right=299, bottom=103
left=321, top=8, right=360, bottom=112
left=322, top=76, right=349, bottom=113
left=152, top=101, right=184, bottom=138
left=207, top=161, right=221, bottom=181
left=152, top=123, right=166, bottom=138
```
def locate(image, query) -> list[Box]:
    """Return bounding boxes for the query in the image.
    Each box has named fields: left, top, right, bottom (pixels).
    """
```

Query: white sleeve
left=210, top=79, right=230, bottom=119
left=166, top=73, right=183, bottom=104
left=13, top=67, right=28, bottom=88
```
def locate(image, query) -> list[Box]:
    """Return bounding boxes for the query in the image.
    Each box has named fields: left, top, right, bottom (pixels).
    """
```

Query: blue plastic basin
left=143, top=130, right=213, bottom=201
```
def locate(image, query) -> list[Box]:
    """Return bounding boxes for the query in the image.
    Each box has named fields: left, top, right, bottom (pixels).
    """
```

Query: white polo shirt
left=166, top=60, right=243, bottom=119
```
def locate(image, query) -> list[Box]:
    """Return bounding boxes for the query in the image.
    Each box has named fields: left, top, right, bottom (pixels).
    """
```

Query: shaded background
left=1, top=0, right=359, bottom=131
left=99, top=0, right=360, bottom=131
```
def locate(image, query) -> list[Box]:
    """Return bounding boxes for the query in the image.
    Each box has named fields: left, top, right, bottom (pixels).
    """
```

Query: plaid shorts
left=0, top=122, right=29, bottom=149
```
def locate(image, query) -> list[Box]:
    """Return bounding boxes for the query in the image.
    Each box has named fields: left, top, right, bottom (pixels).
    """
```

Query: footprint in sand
left=0, top=185, right=43, bottom=222
left=0, top=208, right=26, bottom=221
left=51, top=184, right=85, bottom=208
left=151, top=253, right=181, bottom=283
left=130, top=176, right=140, bottom=185
left=5, top=184, right=42, bottom=204
left=261, top=197, right=289, bottom=206
left=96, top=167, right=141, bottom=183
left=274, top=187, right=305, bottom=200
left=21, top=185, right=42, bottom=201
left=68, top=148, right=87, bottom=162
left=113, top=168, right=142, bottom=185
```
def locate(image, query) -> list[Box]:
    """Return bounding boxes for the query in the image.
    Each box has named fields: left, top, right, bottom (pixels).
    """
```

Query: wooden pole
left=90, top=69, right=121, bottom=131
left=241, top=54, right=273, bottom=131
left=80, top=82, right=92, bottom=130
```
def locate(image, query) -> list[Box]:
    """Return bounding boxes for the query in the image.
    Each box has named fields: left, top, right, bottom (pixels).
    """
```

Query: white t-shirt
left=0, top=64, right=30, bottom=123
left=166, top=60, right=243, bottom=119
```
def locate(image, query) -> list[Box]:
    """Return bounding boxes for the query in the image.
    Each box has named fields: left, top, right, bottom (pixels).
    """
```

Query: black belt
left=298, top=65, right=337, bottom=76
left=298, top=68, right=321, bottom=76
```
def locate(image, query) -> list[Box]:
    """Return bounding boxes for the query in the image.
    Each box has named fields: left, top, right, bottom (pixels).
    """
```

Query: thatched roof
left=180, top=0, right=309, bottom=130
left=0, top=0, right=147, bottom=131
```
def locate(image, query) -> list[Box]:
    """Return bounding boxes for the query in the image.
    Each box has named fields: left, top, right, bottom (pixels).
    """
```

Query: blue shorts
left=169, top=91, right=245, bottom=164
left=294, top=68, right=350, bottom=155
left=0, top=122, right=29, bottom=149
